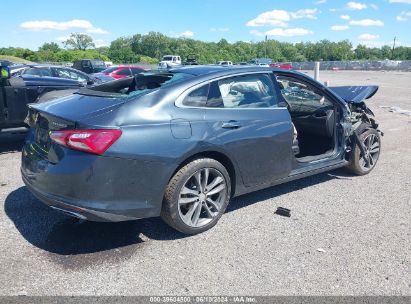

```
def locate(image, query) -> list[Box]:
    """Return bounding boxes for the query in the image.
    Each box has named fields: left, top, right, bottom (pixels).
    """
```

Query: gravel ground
left=0, top=71, right=410, bottom=296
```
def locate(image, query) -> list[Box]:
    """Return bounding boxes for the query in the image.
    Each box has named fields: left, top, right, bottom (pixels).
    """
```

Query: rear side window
left=208, top=74, right=279, bottom=108
left=182, top=84, right=210, bottom=107
left=117, top=68, right=132, bottom=76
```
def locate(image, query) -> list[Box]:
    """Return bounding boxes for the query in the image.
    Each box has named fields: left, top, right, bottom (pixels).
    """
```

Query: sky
left=1, top=0, right=410, bottom=50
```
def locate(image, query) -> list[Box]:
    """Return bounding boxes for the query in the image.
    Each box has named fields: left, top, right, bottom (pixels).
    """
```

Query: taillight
left=50, top=129, right=122, bottom=155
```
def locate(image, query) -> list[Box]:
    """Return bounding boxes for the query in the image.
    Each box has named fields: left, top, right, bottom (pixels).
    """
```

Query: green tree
left=63, top=33, right=95, bottom=51
left=39, top=42, right=60, bottom=53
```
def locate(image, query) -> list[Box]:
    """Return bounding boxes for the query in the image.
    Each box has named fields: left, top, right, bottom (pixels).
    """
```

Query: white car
left=217, top=61, right=233, bottom=66
left=158, top=55, right=182, bottom=69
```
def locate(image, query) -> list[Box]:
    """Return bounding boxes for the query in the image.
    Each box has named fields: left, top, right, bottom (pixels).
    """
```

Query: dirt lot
left=0, top=71, right=410, bottom=296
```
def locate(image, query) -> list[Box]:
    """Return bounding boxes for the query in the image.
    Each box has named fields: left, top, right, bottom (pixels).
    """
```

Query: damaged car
left=18, top=66, right=382, bottom=234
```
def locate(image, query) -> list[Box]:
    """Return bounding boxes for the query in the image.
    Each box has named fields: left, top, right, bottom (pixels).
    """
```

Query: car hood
left=329, top=85, right=378, bottom=103
left=29, top=93, right=125, bottom=122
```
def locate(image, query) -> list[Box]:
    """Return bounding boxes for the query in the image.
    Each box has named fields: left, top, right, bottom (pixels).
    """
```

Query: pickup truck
left=72, top=59, right=107, bottom=74
left=158, top=55, right=182, bottom=70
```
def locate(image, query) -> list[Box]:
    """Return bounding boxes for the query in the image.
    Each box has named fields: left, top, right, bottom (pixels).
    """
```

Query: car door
left=204, top=73, right=294, bottom=187
left=276, top=74, right=336, bottom=138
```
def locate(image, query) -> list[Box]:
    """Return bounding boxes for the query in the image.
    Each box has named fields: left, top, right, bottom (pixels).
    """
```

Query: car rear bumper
left=21, top=141, right=168, bottom=222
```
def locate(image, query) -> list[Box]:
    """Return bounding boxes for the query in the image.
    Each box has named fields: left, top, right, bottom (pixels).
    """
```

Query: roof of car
left=170, top=65, right=292, bottom=77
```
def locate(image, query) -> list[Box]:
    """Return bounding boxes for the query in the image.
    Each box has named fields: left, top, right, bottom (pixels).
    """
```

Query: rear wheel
left=161, top=158, right=231, bottom=234
left=346, top=124, right=381, bottom=175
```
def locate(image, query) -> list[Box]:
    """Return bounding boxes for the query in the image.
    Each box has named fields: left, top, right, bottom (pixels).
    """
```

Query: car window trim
left=175, top=71, right=285, bottom=110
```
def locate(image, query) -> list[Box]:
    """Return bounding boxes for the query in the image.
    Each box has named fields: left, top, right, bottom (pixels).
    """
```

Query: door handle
left=221, top=120, right=241, bottom=129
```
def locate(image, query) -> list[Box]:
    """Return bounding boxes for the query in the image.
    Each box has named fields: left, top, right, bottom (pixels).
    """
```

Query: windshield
left=76, top=72, right=194, bottom=99
left=162, top=56, right=173, bottom=61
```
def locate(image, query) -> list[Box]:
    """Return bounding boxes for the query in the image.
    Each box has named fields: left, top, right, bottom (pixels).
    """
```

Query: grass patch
left=0, top=55, right=33, bottom=64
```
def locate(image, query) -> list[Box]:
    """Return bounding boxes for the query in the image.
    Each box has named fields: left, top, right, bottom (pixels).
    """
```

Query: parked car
left=217, top=61, right=233, bottom=66
left=270, top=62, right=293, bottom=70
left=94, top=66, right=145, bottom=79
left=158, top=55, right=182, bottom=69
left=72, top=59, right=107, bottom=74
left=0, top=65, right=113, bottom=130
left=0, top=60, right=17, bottom=67
left=19, top=66, right=382, bottom=235
left=12, top=65, right=114, bottom=84
left=184, top=57, right=199, bottom=65
left=250, top=58, right=273, bottom=66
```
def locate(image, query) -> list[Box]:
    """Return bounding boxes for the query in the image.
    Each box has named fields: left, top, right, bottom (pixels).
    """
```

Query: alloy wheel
left=178, top=168, right=227, bottom=228
left=359, top=133, right=380, bottom=171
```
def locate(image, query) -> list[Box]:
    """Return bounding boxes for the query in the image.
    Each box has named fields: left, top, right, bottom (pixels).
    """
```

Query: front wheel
left=346, top=125, right=381, bottom=175
left=161, top=158, right=231, bottom=234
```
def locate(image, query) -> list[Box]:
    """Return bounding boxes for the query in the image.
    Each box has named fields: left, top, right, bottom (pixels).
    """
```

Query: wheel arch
left=170, top=150, right=239, bottom=197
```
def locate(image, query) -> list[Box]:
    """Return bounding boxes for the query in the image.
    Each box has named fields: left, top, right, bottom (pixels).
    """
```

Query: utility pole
left=391, top=36, right=396, bottom=60
left=265, top=35, right=268, bottom=58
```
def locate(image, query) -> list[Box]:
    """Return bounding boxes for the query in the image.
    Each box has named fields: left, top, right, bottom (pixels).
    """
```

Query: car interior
left=79, top=73, right=176, bottom=97
left=276, top=75, right=336, bottom=162
left=216, top=74, right=278, bottom=108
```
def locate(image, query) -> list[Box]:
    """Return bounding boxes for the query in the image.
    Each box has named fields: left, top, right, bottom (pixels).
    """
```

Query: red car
left=269, top=63, right=293, bottom=70
left=99, top=66, right=145, bottom=79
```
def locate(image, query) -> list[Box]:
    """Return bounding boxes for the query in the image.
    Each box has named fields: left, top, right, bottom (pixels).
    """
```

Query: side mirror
left=0, top=66, right=10, bottom=79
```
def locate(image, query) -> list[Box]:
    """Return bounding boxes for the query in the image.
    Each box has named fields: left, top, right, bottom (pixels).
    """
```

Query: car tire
left=346, top=124, right=381, bottom=176
left=161, top=158, right=231, bottom=235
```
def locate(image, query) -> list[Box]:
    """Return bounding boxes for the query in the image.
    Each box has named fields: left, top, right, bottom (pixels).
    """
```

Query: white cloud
left=265, top=28, right=314, bottom=37
left=340, top=15, right=351, bottom=20
left=349, top=19, right=384, bottom=26
left=210, top=28, right=230, bottom=32
left=290, top=9, right=319, bottom=20
left=178, top=31, right=194, bottom=38
left=370, top=4, right=379, bottom=9
left=331, top=25, right=350, bottom=30
left=358, top=33, right=379, bottom=40
left=246, top=10, right=290, bottom=27
left=20, top=19, right=108, bottom=34
left=315, top=0, right=327, bottom=4
left=329, top=8, right=337, bottom=12
left=396, top=11, right=411, bottom=21
left=389, top=0, right=411, bottom=3
left=246, top=8, right=319, bottom=27
left=347, top=2, right=367, bottom=10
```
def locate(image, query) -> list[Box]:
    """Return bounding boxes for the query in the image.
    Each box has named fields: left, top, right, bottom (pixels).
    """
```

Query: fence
left=291, top=60, right=411, bottom=72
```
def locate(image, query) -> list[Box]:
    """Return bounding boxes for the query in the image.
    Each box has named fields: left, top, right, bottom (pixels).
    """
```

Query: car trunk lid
left=26, top=94, right=125, bottom=160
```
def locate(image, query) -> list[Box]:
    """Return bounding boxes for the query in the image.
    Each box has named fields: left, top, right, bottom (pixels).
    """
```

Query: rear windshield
left=76, top=72, right=193, bottom=98
left=101, top=66, right=118, bottom=73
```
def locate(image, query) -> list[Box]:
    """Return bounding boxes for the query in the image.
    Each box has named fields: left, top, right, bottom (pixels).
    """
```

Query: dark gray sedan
left=21, top=66, right=382, bottom=234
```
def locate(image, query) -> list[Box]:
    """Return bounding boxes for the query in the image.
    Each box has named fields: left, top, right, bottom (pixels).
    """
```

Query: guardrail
left=291, top=60, right=411, bottom=71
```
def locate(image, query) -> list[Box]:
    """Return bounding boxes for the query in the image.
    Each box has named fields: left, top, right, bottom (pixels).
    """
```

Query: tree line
left=1, top=32, right=411, bottom=64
